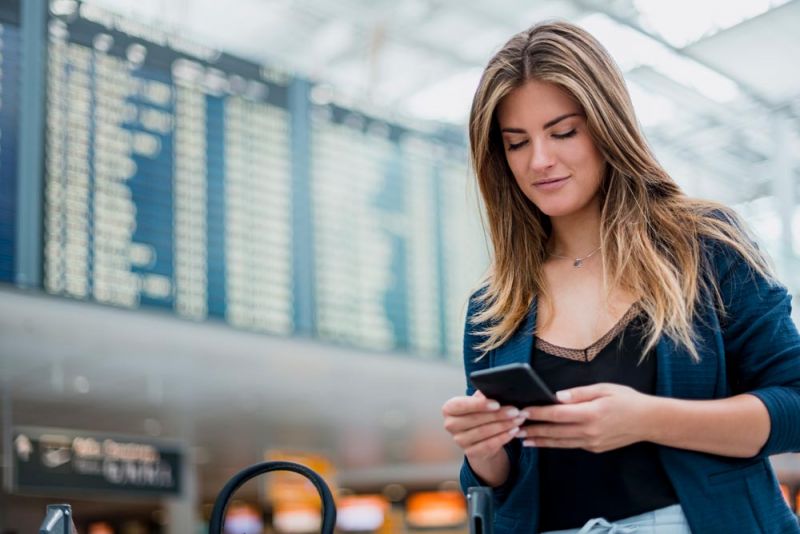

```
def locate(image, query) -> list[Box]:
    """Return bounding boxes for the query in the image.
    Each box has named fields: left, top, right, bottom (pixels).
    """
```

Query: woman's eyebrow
left=500, top=112, right=582, bottom=134
left=542, top=112, right=582, bottom=129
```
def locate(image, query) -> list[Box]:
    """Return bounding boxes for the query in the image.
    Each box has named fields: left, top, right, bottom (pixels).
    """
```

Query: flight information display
left=42, top=2, right=294, bottom=334
left=439, top=157, right=490, bottom=359
left=0, top=3, right=20, bottom=284
left=37, top=1, right=483, bottom=358
left=310, top=107, right=448, bottom=354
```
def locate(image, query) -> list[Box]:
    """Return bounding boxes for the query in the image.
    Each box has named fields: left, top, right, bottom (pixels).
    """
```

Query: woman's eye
left=553, top=129, right=577, bottom=139
left=507, top=140, right=528, bottom=151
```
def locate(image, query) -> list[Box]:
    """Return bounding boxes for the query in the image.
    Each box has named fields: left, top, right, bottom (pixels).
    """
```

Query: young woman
left=441, top=21, right=800, bottom=533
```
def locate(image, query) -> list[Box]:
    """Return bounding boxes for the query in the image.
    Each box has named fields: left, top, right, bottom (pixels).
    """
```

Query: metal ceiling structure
left=83, top=0, right=800, bottom=286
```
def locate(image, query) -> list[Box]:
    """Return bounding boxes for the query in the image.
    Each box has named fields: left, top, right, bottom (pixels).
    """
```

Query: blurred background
left=1, top=0, right=799, bottom=532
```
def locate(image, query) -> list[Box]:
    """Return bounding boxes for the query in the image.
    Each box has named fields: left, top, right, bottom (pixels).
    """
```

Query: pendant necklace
left=548, top=246, right=601, bottom=268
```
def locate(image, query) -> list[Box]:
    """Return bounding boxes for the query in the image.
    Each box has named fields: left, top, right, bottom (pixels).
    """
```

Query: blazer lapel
left=492, top=298, right=538, bottom=367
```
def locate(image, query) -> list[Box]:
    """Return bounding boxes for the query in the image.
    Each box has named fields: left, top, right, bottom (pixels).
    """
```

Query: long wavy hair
left=469, top=20, right=773, bottom=360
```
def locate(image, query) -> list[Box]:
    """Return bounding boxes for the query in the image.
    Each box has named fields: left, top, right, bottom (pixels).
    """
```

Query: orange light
left=88, top=523, right=113, bottom=534
left=780, top=483, right=791, bottom=507
left=405, top=490, right=466, bottom=528
left=264, top=450, right=336, bottom=509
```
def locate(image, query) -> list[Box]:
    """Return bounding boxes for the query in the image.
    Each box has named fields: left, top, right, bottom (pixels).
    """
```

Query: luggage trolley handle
left=467, top=486, right=494, bottom=534
left=208, top=460, right=337, bottom=534
left=39, top=504, right=78, bottom=534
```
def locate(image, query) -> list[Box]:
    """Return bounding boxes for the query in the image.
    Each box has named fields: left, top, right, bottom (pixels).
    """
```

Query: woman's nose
left=529, top=139, right=555, bottom=173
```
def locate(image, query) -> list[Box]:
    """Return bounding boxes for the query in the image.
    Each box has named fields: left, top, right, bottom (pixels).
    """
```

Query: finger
left=524, top=404, right=589, bottom=424
left=442, top=394, right=501, bottom=416
left=464, top=425, right=519, bottom=458
left=517, top=423, right=585, bottom=440
left=456, top=416, right=527, bottom=449
left=522, top=437, right=585, bottom=449
left=555, top=383, right=614, bottom=403
left=445, top=406, right=528, bottom=434
left=473, top=390, right=486, bottom=399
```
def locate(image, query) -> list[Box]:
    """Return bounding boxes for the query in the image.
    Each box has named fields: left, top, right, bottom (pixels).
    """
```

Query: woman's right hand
left=441, top=391, right=528, bottom=461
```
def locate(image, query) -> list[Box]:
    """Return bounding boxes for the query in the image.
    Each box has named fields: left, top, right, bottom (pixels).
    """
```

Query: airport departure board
left=43, top=2, right=294, bottom=334
left=310, top=107, right=445, bottom=353
left=28, top=1, right=486, bottom=358
left=0, top=4, right=20, bottom=284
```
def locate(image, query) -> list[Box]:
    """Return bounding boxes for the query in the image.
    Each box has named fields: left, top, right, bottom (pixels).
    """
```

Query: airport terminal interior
left=1, top=0, right=800, bottom=532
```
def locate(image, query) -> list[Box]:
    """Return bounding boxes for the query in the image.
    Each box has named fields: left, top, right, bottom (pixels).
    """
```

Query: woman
left=441, top=21, right=800, bottom=533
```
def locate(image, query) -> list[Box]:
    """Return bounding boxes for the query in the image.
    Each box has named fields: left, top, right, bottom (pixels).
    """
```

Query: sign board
left=11, top=426, right=182, bottom=497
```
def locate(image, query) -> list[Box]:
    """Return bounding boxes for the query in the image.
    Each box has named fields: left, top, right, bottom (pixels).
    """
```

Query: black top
left=531, top=307, right=678, bottom=531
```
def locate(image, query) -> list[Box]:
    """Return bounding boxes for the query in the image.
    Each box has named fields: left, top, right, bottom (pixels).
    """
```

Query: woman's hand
left=518, top=383, right=656, bottom=453
left=442, top=391, right=528, bottom=461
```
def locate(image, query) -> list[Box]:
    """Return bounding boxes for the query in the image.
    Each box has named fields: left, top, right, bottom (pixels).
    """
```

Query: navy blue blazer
left=459, top=241, right=800, bottom=533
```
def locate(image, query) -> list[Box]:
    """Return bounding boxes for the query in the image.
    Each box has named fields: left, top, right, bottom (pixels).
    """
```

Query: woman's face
left=496, top=80, right=605, bottom=218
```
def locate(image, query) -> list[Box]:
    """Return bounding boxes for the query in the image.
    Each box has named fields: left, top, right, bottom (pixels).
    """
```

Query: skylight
left=579, top=13, right=742, bottom=103
left=633, top=0, right=791, bottom=48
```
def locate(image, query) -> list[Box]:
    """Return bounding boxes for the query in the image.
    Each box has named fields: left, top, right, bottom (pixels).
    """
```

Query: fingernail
left=508, top=426, right=520, bottom=435
left=523, top=439, right=537, bottom=447
left=486, top=401, right=500, bottom=410
left=512, top=416, right=526, bottom=426
left=515, top=429, right=527, bottom=438
left=504, top=407, right=520, bottom=418
left=519, top=410, right=529, bottom=419
left=556, top=390, right=571, bottom=402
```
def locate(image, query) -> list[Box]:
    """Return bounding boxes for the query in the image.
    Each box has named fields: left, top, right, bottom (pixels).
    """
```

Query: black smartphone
left=469, top=363, right=559, bottom=407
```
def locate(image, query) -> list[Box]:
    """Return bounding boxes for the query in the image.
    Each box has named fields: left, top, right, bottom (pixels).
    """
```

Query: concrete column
left=165, top=447, right=200, bottom=534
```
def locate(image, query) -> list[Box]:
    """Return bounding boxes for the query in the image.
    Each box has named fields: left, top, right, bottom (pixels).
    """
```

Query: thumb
left=556, top=383, right=612, bottom=403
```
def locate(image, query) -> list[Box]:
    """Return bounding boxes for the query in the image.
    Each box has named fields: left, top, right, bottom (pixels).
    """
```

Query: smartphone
left=469, top=363, right=559, bottom=407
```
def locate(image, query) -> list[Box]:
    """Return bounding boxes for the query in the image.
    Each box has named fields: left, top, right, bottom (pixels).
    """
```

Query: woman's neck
left=547, top=199, right=602, bottom=258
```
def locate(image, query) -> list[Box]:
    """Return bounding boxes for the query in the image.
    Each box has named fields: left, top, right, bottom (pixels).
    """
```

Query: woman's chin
left=535, top=202, right=582, bottom=218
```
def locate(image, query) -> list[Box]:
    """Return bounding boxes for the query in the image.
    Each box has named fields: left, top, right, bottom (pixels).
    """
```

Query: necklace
left=548, top=246, right=601, bottom=268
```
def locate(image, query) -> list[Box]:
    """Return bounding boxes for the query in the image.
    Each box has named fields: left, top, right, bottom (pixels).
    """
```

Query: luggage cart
left=40, top=462, right=493, bottom=534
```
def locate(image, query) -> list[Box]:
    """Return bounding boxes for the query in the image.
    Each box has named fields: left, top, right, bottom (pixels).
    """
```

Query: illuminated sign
left=11, top=426, right=182, bottom=497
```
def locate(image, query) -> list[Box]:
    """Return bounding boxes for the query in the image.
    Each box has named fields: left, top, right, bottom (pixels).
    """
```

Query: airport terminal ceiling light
left=632, top=0, right=792, bottom=48
left=577, top=13, right=742, bottom=105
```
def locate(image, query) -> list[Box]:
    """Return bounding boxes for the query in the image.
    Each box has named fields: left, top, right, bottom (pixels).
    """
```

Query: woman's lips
left=533, top=176, right=570, bottom=191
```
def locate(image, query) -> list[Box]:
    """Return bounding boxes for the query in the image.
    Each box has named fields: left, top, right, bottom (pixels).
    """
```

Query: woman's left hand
left=519, top=383, right=657, bottom=453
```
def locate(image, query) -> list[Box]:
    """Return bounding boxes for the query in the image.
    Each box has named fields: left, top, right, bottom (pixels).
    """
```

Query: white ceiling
left=78, top=0, right=800, bottom=211
left=685, top=0, right=800, bottom=103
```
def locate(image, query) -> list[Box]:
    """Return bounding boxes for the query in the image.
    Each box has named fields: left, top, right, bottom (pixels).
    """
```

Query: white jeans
left=541, top=504, right=692, bottom=534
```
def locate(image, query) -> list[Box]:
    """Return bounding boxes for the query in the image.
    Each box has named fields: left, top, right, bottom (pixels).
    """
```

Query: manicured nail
left=504, top=407, right=520, bottom=418
left=486, top=401, right=500, bottom=410
left=523, top=439, right=536, bottom=447
left=556, top=390, right=571, bottom=402
left=508, top=426, right=520, bottom=435
left=518, top=410, right=529, bottom=419
left=512, top=416, right=526, bottom=426
left=515, top=429, right=527, bottom=438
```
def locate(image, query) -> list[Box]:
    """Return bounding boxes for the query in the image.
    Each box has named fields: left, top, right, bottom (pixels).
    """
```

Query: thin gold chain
left=548, top=246, right=601, bottom=267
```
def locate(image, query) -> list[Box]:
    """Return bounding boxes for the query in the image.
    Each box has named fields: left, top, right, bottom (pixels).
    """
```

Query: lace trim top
left=531, top=303, right=678, bottom=530
left=534, top=303, right=641, bottom=362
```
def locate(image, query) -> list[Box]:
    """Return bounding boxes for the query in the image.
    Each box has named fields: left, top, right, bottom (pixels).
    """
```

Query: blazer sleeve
left=714, top=243, right=800, bottom=456
left=458, top=291, right=522, bottom=507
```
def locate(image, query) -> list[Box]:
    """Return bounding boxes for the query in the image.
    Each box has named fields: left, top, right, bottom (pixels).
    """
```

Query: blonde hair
left=469, top=21, right=773, bottom=360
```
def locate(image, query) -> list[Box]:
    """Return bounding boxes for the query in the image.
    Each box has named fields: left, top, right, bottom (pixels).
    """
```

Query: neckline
left=534, top=303, right=641, bottom=363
